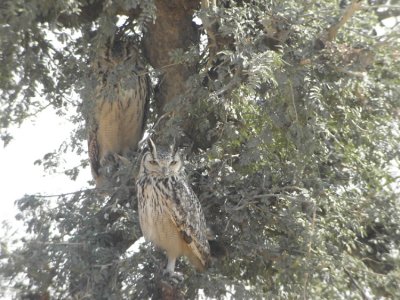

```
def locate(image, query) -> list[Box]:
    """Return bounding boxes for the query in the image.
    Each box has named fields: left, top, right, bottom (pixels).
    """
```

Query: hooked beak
left=162, top=167, right=168, bottom=176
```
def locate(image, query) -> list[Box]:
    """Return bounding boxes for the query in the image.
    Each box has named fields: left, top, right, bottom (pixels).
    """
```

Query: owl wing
left=165, top=177, right=210, bottom=268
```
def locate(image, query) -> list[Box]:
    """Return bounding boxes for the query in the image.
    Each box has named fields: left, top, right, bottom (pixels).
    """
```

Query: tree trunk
left=143, top=0, right=200, bottom=144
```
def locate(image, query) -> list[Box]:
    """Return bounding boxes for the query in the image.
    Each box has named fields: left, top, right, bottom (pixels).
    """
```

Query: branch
left=344, top=268, right=372, bottom=300
left=37, top=0, right=142, bottom=28
left=32, top=187, right=99, bottom=198
left=55, top=0, right=104, bottom=27
left=325, top=0, right=363, bottom=42
left=158, top=277, right=185, bottom=300
left=365, top=5, right=400, bottom=21
left=303, top=206, right=317, bottom=300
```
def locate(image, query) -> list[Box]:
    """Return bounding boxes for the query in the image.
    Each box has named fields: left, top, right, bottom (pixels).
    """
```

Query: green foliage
left=1, top=0, right=400, bottom=299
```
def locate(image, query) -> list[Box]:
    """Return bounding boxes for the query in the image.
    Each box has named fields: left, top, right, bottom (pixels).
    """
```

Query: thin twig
left=251, top=193, right=297, bottom=200
left=303, top=205, right=317, bottom=300
left=288, top=80, right=299, bottom=123
left=33, top=241, right=85, bottom=246
left=325, top=0, right=363, bottom=42
left=150, top=112, right=172, bottom=132
left=137, top=61, right=184, bottom=77
left=28, top=185, right=127, bottom=199
left=138, top=112, right=173, bottom=148
left=31, top=188, right=97, bottom=198
left=344, top=268, right=371, bottom=300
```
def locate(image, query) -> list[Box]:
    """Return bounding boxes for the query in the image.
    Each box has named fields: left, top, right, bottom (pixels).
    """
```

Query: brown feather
left=86, top=38, right=150, bottom=187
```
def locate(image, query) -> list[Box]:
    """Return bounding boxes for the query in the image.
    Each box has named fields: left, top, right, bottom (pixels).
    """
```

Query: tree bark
left=141, top=2, right=203, bottom=298
left=143, top=0, right=200, bottom=124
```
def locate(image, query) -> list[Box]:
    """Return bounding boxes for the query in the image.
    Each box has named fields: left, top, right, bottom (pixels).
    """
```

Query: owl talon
left=163, top=270, right=184, bottom=282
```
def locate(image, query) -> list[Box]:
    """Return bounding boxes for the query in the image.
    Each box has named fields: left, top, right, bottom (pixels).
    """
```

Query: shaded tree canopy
left=1, top=0, right=400, bottom=299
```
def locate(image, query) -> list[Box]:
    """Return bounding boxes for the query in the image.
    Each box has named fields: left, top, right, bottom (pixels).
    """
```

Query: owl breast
left=137, top=176, right=186, bottom=258
left=94, top=85, right=146, bottom=159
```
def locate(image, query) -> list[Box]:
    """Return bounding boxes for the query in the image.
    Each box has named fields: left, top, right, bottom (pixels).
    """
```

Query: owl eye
left=149, top=160, right=158, bottom=165
left=170, top=160, right=178, bottom=166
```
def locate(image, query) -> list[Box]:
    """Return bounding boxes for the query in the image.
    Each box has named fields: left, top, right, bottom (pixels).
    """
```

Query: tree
left=1, top=0, right=400, bottom=299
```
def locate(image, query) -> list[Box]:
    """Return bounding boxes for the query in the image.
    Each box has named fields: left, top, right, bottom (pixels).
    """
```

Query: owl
left=136, top=139, right=210, bottom=275
left=87, top=37, right=150, bottom=188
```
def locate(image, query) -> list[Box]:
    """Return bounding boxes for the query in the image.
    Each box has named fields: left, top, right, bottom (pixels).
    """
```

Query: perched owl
left=87, top=37, right=150, bottom=188
left=136, top=139, right=210, bottom=275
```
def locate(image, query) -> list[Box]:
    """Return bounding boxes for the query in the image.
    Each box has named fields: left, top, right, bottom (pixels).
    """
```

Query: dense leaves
left=1, top=0, right=400, bottom=299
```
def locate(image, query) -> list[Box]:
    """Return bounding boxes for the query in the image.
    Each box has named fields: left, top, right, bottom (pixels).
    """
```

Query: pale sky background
left=0, top=109, right=91, bottom=236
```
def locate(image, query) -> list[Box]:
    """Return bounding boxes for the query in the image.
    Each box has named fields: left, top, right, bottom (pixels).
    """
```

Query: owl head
left=140, top=138, right=183, bottom=177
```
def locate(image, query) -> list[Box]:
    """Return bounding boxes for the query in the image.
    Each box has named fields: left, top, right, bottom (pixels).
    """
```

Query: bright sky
left=0, top=107, right=146, bottom=299
left=0, top=109, right=91, bottom=235
left=0, top=28, right=89, bottom=233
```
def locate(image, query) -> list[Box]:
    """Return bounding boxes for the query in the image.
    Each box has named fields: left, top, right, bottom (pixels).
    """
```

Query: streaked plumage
left=136, top=139, right=210, bottom=274
left=87, top=37, right=150, bottom=187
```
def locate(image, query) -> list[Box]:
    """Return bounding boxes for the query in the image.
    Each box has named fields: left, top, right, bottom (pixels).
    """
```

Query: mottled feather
left=137, top=142, right=210, bottom=274
left=87, top=38, right=150, bottom=187
left=164, top=177, right=210, bottom=266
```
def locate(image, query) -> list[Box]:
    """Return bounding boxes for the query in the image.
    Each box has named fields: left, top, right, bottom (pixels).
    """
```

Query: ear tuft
left=147, top=138, right=157, bottom=158
left=170, top=138, right=177, bottom=157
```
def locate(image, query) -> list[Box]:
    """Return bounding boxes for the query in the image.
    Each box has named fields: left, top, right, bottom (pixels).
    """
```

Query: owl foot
left=162, top=269, right=184, bottom=283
